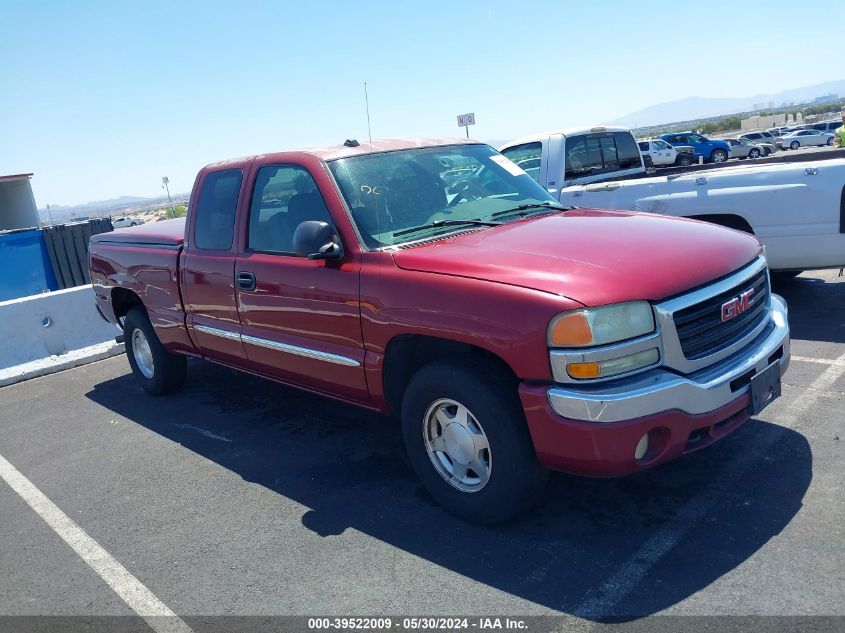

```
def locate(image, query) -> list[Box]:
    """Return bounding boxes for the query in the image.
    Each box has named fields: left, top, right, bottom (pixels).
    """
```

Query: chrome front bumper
left=548, top=294, right=789, bottom=423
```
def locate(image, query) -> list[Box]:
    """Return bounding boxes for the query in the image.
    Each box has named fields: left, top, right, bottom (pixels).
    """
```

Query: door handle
left=237, top=271, right=256, bottom=291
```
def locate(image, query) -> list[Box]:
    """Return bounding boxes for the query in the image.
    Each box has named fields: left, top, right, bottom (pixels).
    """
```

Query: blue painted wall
left=0, top=230, right=60, bottom=302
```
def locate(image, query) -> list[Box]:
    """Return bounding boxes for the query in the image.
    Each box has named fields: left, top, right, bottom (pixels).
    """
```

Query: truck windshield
left=328, top=144, right=558, bottom=248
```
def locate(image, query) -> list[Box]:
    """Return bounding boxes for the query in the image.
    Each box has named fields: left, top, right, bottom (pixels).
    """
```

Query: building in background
left=0, top=173, right=39, bottom=231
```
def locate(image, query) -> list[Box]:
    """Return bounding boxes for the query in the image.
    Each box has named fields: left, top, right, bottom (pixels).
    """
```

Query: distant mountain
left=39, top=193, right=189, bottom=219
left=613, top=79, right=845, bottom=128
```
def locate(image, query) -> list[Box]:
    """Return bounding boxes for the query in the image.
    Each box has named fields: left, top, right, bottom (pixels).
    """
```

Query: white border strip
left=0, top=453, right=193, bottom=633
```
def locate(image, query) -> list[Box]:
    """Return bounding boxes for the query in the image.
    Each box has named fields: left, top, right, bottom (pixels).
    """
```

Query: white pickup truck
left=500, top=126, right=845, bottom=273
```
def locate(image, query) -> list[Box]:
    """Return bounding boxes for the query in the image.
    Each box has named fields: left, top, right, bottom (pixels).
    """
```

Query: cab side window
left=247, top=165, right=333, bottom=255
left=500, top=142, right=542, bottom=183
left=194, top=169, right=243, bottom=251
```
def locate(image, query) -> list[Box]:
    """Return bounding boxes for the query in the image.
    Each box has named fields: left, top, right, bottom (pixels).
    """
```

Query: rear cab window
left=194, top=169, right=243, bottom=250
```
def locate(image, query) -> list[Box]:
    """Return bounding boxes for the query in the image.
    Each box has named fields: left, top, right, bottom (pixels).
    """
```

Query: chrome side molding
left=193, top=324, right=360, bottom=367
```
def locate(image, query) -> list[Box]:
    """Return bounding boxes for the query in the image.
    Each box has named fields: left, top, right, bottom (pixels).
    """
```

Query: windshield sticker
left=489, top=154, right=526, bottom=177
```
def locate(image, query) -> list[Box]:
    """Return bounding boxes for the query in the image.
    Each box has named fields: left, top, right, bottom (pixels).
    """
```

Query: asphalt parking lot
left=1, top=270, right=843, bottom=632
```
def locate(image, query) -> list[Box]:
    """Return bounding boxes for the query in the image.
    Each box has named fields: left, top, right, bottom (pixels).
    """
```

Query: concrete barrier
left=0, top=286, right=123, bottom=387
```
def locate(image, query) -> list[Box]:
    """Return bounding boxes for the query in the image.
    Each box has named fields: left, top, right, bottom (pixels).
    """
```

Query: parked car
left=797, top=121, right=843, bottom=135
left=499, top=130, right=845, bottom=272
left=90, top=137, right=790, bottom=524
left=724, top=137, right=765, bottom=159
left=112, top=216, right=142, bottom=228
left=739, top=131, right=779, bottom=153
left=777, top=129, right=834, bottom=150
left=637, top=139, right=678, bottom=166
left=660, top=132, right=731, bottom=163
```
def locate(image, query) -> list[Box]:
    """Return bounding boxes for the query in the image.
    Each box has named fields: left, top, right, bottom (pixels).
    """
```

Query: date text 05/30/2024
left=307, top=617, right=528, bottom=630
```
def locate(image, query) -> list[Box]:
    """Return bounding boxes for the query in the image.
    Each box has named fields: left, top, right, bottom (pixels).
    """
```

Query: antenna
left=364, top=82, right=373, bottom=150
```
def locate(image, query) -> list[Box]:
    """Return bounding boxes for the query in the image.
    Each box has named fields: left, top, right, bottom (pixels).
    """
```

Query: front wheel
left=749, top=148, right=761, bottom=159
left=401, top=359, right=548, bottom=524
left=790, top=141, right=800, bottom=150
left=710, top=149, right=728, bottom=163
left=676, top=155, right=694, bottom=166
left=124, top=308, right=186, bottom=395
left=827, top=137, right=834, bottom=146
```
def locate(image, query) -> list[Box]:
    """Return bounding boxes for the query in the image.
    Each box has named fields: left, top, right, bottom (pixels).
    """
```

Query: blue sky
left=2, top=0, right=844, bottom=206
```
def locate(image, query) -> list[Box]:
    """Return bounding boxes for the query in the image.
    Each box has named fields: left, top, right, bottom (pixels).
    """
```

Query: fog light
left=567, top=348, right=659, bottom=380
left=634, top=433, right=649, bottom=460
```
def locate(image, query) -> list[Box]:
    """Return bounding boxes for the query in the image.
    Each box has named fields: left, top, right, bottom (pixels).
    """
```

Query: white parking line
left=0, top=453, right=193, bottom=633
left=572, top=351, right=845, bottom=620
left=792, top=355, right=845, bottom=367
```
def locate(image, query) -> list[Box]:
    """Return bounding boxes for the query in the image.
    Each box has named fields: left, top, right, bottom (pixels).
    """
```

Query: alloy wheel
left=131, top=328, right=155, bottom=379
left=423, top=398, right=491, bottom=493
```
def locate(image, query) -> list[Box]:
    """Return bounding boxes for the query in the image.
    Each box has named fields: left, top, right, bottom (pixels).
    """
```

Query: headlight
left=548, top=301, right=655, bottom=347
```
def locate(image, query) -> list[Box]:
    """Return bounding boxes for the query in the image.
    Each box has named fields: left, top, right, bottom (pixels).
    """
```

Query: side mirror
left=293, top=221, right=344, bottom=260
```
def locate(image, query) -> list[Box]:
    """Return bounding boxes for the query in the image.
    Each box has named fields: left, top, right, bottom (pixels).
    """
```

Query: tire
left=790, top=141, right=800, bottom=150
left=124, top=307, right=186, bottom=395
left=401, top=358, right=548, bottom=524
left=749, top=148, right=761, bottom=159
left=763, top=147, right=771, bottom=156
left=827, top=137, right=834, bottom=146
left=677, top=155, right=694, bottom=166
left=710, top=149, right=728, bottom=163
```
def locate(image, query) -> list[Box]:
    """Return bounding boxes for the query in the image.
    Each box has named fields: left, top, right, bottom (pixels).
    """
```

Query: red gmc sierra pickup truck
left=89, top=138, right=790, bottom=523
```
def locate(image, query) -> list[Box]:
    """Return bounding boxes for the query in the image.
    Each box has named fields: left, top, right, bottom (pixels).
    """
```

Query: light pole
left=46, top=204, right=54, bottom=226
left=162, top=176, right=176, bottom=218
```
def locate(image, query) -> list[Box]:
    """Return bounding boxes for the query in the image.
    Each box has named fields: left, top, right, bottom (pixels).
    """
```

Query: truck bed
left=89, top=217, right=195, bottom=353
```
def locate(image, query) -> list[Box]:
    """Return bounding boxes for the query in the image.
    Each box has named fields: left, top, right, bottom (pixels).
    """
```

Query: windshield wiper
left=392, top=218, right=501, bottom=238
left=491, top=201, right=571, bottom=219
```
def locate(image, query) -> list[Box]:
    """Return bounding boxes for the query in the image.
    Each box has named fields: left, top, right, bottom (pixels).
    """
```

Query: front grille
left=673, top=267, right=769, bottom=360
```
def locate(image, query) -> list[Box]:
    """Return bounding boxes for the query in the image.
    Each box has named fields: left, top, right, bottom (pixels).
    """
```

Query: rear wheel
left=710, top=149, right=728, bottom=163
left=401, top=358, right=548, bottom=524
left=790, top=141, right=800, bottom=150
left=124, top=308, right=186, bottom=395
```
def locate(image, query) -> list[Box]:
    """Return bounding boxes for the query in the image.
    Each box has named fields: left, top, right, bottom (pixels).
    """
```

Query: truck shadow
left=773, top=273, right=845, bottom=344
left=86, top=362, right=811, bottom=620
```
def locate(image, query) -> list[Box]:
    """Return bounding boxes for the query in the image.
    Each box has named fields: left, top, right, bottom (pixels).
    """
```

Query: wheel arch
left=382, top=334, right=519, bottom=416
left=686, top=213, right=754, bottom=235
left=111, top=287, right=145, bottom=321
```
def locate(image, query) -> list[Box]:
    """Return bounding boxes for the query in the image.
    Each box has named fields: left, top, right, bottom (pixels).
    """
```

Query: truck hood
left=391, top=209, right=761, bottom=306
left=92, top=217, right=186, bottom=246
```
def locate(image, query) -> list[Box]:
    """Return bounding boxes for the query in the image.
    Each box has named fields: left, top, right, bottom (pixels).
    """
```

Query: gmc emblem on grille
left=721, top=289, right=755, bottom=322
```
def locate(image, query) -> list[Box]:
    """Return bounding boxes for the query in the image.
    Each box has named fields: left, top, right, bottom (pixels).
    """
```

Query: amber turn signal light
left=548, top=312, right=593, bottom=346
left=566, top=362, right=601, bottom=379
